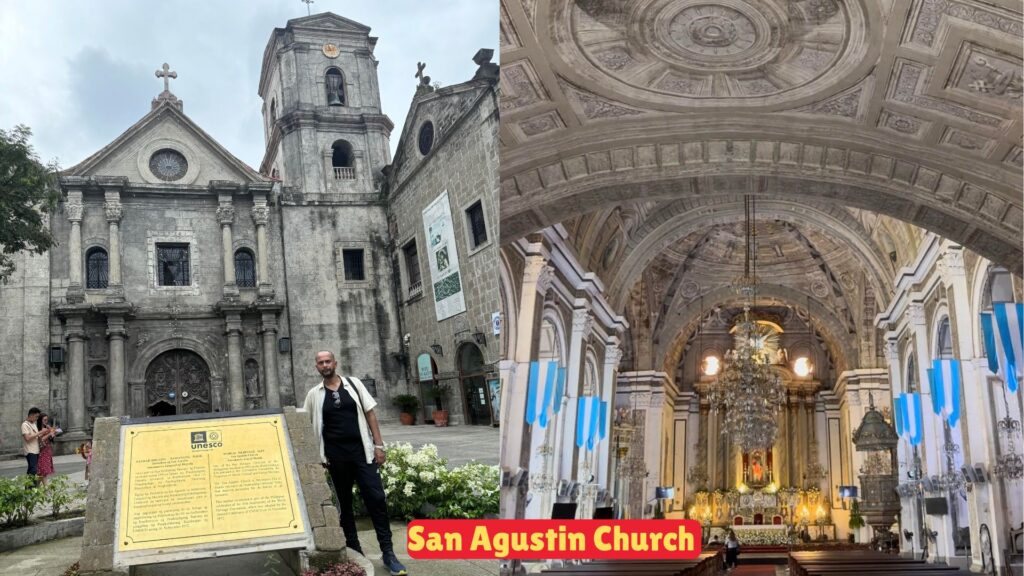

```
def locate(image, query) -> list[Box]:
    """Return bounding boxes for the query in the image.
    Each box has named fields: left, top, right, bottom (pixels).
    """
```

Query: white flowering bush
left=351, top=443, right=499, bottom=520
left=428, top=462, right=500, bottom=519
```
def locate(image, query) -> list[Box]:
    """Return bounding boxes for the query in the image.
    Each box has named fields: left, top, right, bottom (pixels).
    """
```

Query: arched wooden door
left=144, top=350, right=212, bottom=416
left=458, top=343, right=491, bottom=426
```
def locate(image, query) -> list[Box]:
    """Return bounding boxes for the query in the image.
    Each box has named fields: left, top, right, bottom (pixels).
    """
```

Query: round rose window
left=149, top=149, right=188, bottom=181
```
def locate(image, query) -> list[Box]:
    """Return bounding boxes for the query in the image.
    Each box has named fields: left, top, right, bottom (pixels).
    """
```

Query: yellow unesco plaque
left=117, top=415, right=305, bottom=552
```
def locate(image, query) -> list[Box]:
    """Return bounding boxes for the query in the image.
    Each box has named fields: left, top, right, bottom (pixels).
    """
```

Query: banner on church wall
left=423, top=191, right=466, bottom=321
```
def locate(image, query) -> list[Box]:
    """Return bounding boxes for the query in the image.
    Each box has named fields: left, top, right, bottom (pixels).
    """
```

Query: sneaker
left=382, top=552, right=408, bottom=575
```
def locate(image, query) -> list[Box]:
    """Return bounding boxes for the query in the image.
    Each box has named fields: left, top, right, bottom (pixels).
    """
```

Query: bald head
left=315, top=351, right=337, bottom=380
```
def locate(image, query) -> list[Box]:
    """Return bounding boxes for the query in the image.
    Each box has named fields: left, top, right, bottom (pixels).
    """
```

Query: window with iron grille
left=235, top=249, right=256, bottom=287
left=156, top=243, right=191, bottom=286
left=86, top=247, right=108, bottom=289
left=465, top=200, right=488, bottom=248
left=342, top=249, right=365, bottom=281
left=403, top=240, right=421, bottom=293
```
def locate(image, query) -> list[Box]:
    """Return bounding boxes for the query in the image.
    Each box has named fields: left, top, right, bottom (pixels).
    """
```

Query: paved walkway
left=0, top=422, right=500, bottom=575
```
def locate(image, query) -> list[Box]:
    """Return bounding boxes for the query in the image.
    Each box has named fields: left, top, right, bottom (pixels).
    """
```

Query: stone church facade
left=0, top=12, right=499, bottom=453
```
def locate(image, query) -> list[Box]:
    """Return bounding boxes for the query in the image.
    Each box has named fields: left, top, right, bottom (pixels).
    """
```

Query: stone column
left=225, top=311, right=244, bottom=411
left=805, top=393, right=816, bottom=472
left=218, top=202, right=237, bottom=297
left=597, top=342, right=621, bottom=489
left=562, top=302, right=592, bottom=481
left=259, top=307, right=281, bottom=408
left=66, top=192, right=84, bottom=302
left=66, top=315, right=87, bottom=434
left=789, top=396, right=799, bottom=484
left=106, top=314, right=127, bottom=417
left=252, top=202, right=273, bottom=296
left=777, top=398, right=789, bottom=486
left=104, top=192, right=123, bottom=295
left=908, top=300, right=956, bottom=561
left=500, top=245, right=551, bottom=520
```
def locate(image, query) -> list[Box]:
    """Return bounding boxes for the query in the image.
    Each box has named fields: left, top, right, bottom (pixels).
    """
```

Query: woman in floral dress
left=36, top=414, right=57, bottom=483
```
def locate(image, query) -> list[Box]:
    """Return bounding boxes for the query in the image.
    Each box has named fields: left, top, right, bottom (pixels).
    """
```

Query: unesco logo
left=190, top=430, right=223, bottom=450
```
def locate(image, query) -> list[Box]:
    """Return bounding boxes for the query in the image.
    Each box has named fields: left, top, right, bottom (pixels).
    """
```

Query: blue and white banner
left=576, top=396, right=601, bottom=451
left=931, top=359, right=962, bottom=427
left=552, top=366, right=566, bottom=414
left=525, top=361, right=561, bottom=427
left=598, top=400, right=608, bottom=441
left=928, top=368, right=940, bottom=415
left=894, top=395, right=906, bottom=438
left=899, top=393, right=924, bottom=446
left=993, top=303, right=1023, bottom=393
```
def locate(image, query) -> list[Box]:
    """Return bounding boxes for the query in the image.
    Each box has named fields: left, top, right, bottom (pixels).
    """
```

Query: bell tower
left=256, top=12, right=406, bottom=404
left=258, top=12, right=394, bottom=194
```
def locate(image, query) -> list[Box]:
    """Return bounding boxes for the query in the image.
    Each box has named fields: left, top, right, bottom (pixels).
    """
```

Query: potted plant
left=848, top=499, right=865, bottom=543
left=429, top=383, right=451, bottom=427
left=392, top=394, right=420, bottom=425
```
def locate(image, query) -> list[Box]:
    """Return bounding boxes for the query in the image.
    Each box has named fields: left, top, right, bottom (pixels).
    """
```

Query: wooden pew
left=789, top=550, right=972, bottom=576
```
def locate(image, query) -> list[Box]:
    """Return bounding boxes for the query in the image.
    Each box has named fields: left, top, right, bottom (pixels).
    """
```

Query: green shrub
left=43, top=475, right=87, bottom=518
left=0, top=475, right=45, bottom=527
left=391, top=394, right=420, bottom=414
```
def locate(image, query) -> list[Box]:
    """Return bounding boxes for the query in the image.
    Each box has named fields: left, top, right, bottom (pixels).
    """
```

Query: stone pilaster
left=105, top=312, right=128, bottom=417
left=104, top=188, right=124, bottom=299
left=597, top=342, right=621, bottom=489
left=66, top=192, right=84, bottom=303
left=219, top=304, right=246, bottom=412
left=259, top=305, right=282, bottom=408
left=217, top=195, right=237, bottom=298
left=499, top=244, right=551, bottom=521
left=252, top=202, right=274, bottom=298
left=65, top=314, right=87, bottom=434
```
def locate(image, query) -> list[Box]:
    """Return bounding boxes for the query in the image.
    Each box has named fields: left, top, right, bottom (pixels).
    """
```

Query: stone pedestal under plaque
left=79, top=407, right=347, bottom=575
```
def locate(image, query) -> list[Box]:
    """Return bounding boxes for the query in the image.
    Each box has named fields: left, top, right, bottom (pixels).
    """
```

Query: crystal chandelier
left=708, top=196, right=786, bottom=452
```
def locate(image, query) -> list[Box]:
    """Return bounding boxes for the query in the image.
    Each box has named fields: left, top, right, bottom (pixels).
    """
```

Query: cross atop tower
left=156, top=63, right=177, bottom=93
left=301, top=0, right=314, bottom=16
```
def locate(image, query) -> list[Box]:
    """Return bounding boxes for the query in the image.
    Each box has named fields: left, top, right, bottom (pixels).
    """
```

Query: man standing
left=302, top=351, right=408, bottom=576
left=21, top=407, right=45, bottom=476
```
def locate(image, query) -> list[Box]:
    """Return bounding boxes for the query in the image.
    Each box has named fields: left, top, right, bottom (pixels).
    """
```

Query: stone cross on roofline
left=152, top=62, right=183, bottom=111
left=301, top=0, right=314, bottom=16
left=156, top=63, right=177, bottom=93
left=415, top=62, right=434, bottom=96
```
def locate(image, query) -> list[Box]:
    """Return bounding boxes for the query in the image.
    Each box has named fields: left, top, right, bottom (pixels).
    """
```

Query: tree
left=0, top=125, right=60, bottom=282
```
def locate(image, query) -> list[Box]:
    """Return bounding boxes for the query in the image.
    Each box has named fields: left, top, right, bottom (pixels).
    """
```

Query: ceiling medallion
left=566, top=0, right=865, bottom=104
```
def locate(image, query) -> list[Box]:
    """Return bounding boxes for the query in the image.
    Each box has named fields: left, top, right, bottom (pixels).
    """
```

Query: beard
left=318, top=367, right=336, bottom=379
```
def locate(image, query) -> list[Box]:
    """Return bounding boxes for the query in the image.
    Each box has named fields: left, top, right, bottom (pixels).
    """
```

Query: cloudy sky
left=0, top=0, right=497, bottom=170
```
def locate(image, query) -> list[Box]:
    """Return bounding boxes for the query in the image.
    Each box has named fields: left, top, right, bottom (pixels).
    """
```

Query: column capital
left=604, top=344, right=623, bottom=367
left=885, top=338, right=900, bottom=363
left=939, top=246, right=966, bottom=278
left=572, top=307, right=593, bottom=339
left=251, top=205, right=270, bottom=226
left=104, top=202, right=123, bottom=223
left=217, top=205, right=236, bottom=225
left=66, top=201, right=83, bottom=223
left=906, top=301, right=926, bottom=326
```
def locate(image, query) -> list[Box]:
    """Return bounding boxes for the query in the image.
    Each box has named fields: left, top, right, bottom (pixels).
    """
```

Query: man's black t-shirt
left=322, top=383, right=364, bottom=463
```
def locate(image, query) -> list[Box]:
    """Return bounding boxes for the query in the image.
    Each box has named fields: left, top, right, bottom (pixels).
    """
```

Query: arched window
left=269, top=98, right=277, bottom=120
left=86, top=247, right=108, bottom=289
left=331, top=140, right=355, bottom=180
left=234, top=249, right=256, bottom=288
left=936, top=317, right=954, bottom=358
left=325, top=68, right=345, bottom=106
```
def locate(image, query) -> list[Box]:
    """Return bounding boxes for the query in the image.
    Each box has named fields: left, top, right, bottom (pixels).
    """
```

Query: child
left=77, top=441, right=92, bottom=481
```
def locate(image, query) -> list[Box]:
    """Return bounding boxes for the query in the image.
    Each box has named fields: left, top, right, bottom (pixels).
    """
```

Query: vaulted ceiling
left=499, top=0, right=1023, bottom=374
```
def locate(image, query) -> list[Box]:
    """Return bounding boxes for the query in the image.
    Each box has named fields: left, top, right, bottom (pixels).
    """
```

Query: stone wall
left=386, top=79, right=500, bottom=425
left=0, top=250, right=52, bottom=454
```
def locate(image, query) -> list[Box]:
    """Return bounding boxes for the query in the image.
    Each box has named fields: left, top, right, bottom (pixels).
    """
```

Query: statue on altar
left=743, top=449, right=773, bottom=488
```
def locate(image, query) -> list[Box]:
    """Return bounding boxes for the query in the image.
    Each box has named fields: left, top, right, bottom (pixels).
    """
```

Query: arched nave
left=497, top=1, right=1023, bottom=573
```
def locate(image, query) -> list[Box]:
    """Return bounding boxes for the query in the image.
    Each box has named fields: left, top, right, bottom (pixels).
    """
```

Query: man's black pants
left=25, top=453, right=38, bottom=476
left=326, top=458, right=393, bottom=555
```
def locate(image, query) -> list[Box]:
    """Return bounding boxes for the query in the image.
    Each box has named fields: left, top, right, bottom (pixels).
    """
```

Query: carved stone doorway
left=458, top=343, right=492, bottom=426
left=144, top=349, right=212, bottom=416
